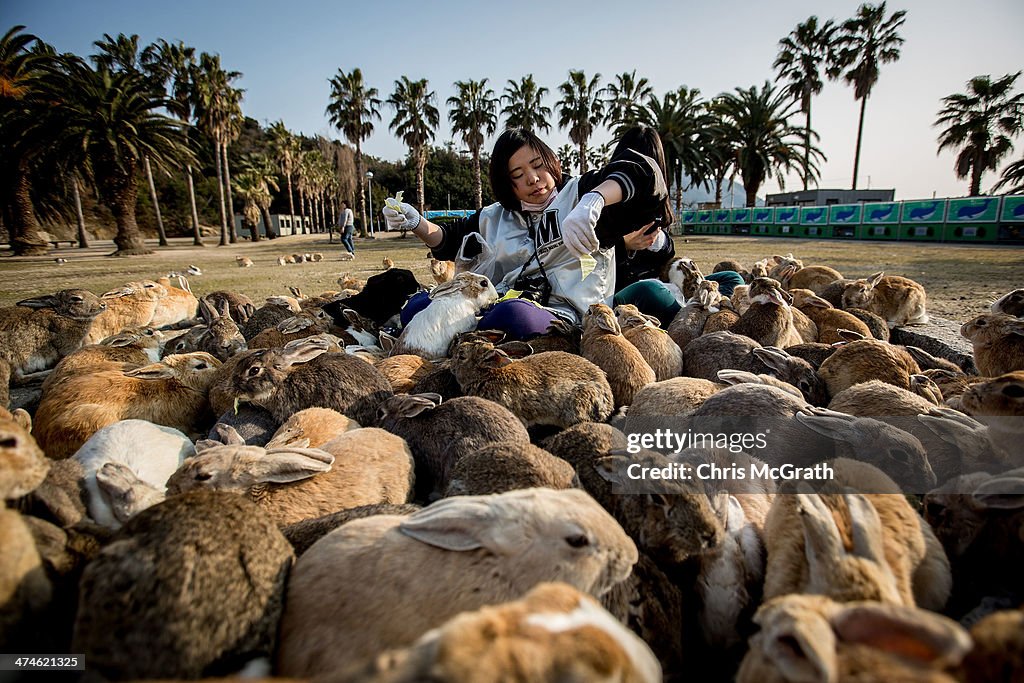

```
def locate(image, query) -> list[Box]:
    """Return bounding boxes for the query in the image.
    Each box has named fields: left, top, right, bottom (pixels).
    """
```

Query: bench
left=50, top=240, right=77, bottom=248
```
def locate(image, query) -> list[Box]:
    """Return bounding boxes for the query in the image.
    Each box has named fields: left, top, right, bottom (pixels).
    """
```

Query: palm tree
left=0, top=25, right=52, bottom=255
left=221, top=100, right=244, bottom=242
left=774, top=16, right=837, bottom=191
left=448, top=78, right=498, bottom=208
left=605, top=70, right=653, bottom=129
left=326, top=68, right=381, bottom=238
left=714, top=82, right=822, bottom=207
left=238, top=153, right=280, bottom=238
left=387, top=76, right=440, bottom=211
left=46, top=56, right=195, bottom=255
left=832, top=2, right=907, bottom=189
left=557, top=70, right=604, bottom=173
left=632, top=87, right=717, bottom=213
left=268, top=120, right=300, bottom=227
left=142, top=39, right=203, bottom=245
left=193, top=53, right=243, bottom=246
left=501, top=75, right=552, bottom=133
left=90, top=33, right=172, bottom=247
left=935, top=72, right=1024, bottom=196
left=557, top=144, right=577, bottom=175
left=993, top=156, right=1024, bottom=194
left=231, top=171, right=265, bottom=241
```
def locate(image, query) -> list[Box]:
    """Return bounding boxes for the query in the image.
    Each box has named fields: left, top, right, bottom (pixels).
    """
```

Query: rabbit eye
left=194, top=472, right=213, bottom=482
left=890, top=449, right=912, bottom=465
left=0, top=437, right=17, bottom=448
left=247, top=367, right=262, bottom=377
left=194, top=362, right=209, bottom=370
left=1002, top=384, right=1024, bottom=398
left=71, top=296, right=84, bottom=303
left=565, top=534, right=589, bottom=548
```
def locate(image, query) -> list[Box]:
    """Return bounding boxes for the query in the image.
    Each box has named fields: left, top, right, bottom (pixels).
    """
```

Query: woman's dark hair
left=488, top=128, right=563, bottom=212
left=611, top=125, right=674, bottom=229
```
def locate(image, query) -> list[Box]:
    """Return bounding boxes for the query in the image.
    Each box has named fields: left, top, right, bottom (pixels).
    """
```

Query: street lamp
left=366, top=171, right=375, bottom=237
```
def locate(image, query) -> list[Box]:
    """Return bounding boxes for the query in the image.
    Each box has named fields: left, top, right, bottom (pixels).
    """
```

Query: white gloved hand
left=382, top=201, right=421, bottom=232
left=561, top=191, right=604, bottom=257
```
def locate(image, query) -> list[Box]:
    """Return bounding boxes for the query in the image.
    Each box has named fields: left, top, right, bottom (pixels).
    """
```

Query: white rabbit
left=391, top=272, right=498, bottom=360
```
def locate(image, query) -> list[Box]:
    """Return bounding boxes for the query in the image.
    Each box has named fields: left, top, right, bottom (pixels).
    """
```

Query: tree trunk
left=214, top=141, right=228, bottom=246
left=72, top=177, right=89, bottom=248
left=416, top=146, right=426, bottom=212
left=803, top=104, right=812, bottom=192
left=144, top=156, right=168, bottom=246
left=852, top=95, right=868, bottom=190
left=286, top=173, right=296, bottom=230
left=106, top=175, right=152, bottom=256
left=262, top=205, right=277, bottom=239
left=186, top=166, right=204, bottom=246
left=579, top=141, right=588, bottom=174
left=300, top=191, right=308, bottom=234
left=223, top=142, right=237, bottom=243
left=746, top=184, right=758, bottom=207
left=10, top=158, right=50, bottom=256
left=714, top=170, right=726, bottom=206
left=473, top=145, right=482, bottom=209
left=356, top=141, right=367, bottom=238
left=970, top=151, right=982, bottom=196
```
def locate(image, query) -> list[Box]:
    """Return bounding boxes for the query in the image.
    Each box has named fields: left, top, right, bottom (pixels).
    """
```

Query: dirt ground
left=1, top=232, right=1021, bottom=325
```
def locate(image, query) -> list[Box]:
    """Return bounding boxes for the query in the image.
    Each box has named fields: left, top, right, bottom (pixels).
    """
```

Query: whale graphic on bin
left=699, top=213, right=711, bottom=222
left=803, top=208, right=825, bottom=222
left=716, top=210, right=730, bottom=221
left=907, top=204, right=939, bottom=221
left=777, top=208, right=797, bottom=222
left=832, top=207, right=856, bottom=222
left=734, top=210, right=749, bottom=221
left=684, top=212, right=696, bottom=223
left=956, top=201, right=992, bottom=220
left=754, top=209, right=771, bottom=221
left=868, top=205, right=896, bottom=221
left=1014, top=203, right=1024, bottom=219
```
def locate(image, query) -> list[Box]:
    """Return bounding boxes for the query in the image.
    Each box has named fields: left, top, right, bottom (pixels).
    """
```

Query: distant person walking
left=340, top=200, right=356, bottom=257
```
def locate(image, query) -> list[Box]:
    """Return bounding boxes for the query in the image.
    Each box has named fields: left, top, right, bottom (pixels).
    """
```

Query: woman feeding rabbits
left=383, top=127, right=668, bottom=339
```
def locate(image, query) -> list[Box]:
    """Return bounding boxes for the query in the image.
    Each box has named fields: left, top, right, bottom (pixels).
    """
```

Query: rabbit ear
left=835, top=328, right=866, bottom=342
left=716, top=369, right=761, bottom=386
left=844, top=492, right=886, bottom=563
left=546, top=319, right=574, bottom=335
left=279, top=342, right=329, bottom=368
left=593, top=455, right=631, bottom=488
left=11, top=409, right=31, bottom=432
left=398, top=497, right=497, bottom=551
left=972, top=475, right=1024, bottom=509
left=211, top=423, right=246, bottom=446
left=474, top=329, right=507, bottom=344
left=753, top=346, right=792, bottom=374
left=341, top=308, right=362, bottom=325
left=795, top=410, right=855, bottom=443
left=867, top=272, right=884, bottom=288
left=124, top=363, right=175, bottom=380
left=198, top=297, right=219, bottom=323
left=390, top=394, right=440, bottom=418
left=249, top=448, right=334, bottom=484
left=16, top=294, right=59, bottom=309
left=797, top=488, right=844, bottom=570
left=379, top=332, right=397, bottom=353
left=194, top=438, right=222, bottom=453
left=103, top=333, right=137, bottom=348
left=481, top=348, right=513, bottom=369
left=829, top=602, right=971, bottom=668
left=760, top=608, right=838, bottom=683
left=95, top=462, right=138, bottom=500
left=278, top=316, right=316, bottom=334
left=499, top=341, right=534, bottom=359
left=428, top=277, right=466, bottom=300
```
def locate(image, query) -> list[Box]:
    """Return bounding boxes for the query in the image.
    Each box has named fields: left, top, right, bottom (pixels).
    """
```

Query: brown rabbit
left=428, top=258, right=456, bottom=284
left=960, top=313, right=1024, bottom=377
left=667, top=280, right=725, bottom=349
left=786, top=265, right=844, bottom=294
left=790, top=288, right=872, bottom=344
left=581, top=304, right=656, bottom=408
left=227, top=339, right=394, bottom=426
left=842, top=272, right=928, bottom=328
left=817, top=338, right=922, bottom=397
left=730, top=278, right=803, bottom=348
left=450, top=340, right=614, bottom=428
left=614, top=304, right=683, bottom=381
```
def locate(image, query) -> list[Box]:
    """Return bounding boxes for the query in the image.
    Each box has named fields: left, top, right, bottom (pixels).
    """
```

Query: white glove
left=382, top=202, right=421, bottom=232
left=561, top=191, right=604, bottom=257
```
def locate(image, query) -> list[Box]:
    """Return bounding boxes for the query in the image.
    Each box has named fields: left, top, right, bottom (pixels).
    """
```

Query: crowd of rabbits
left=0, top=250, right=1022, bottom=683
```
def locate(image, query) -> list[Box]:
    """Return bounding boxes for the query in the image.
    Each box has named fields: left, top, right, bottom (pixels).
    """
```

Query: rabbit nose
left=700, top=531, right=719, bottom=550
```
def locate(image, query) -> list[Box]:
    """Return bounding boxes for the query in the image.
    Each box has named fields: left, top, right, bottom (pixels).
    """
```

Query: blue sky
left=5, top=0, right=1023, bottom=200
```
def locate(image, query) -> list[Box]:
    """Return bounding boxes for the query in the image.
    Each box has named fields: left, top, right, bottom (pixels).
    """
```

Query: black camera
left=513, top=271, right=552, bottom=306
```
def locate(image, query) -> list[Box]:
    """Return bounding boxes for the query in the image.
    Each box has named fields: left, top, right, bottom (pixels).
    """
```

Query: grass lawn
left=2, top=231, right=1021, bottom=324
